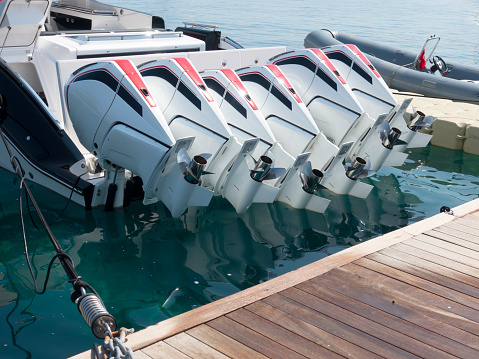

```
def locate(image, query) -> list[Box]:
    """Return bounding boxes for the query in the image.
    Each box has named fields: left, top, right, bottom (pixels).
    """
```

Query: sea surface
left=1, top=1, right=479, bottom=358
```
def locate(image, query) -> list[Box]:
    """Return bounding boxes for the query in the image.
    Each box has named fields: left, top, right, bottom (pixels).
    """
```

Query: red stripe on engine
left=174, top=58, right=215, bottom=102
left=114, top=59, right=157, bottom=107
left=264, top=64, right=303, bottom=103
left=309, top=48, right=347, bottom=84
left=220, top=69, right=259, bottom=110
left=345, top=44, right=381, bottom=78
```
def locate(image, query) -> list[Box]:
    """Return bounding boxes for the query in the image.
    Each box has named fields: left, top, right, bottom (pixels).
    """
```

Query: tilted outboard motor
left=345, top=157, right=375, bottom=180
left=202, top=69, right=337, bottom=212
left=237, top=64, right=374, bottom=199
left=138, top=58, right=281, bottom=213
left=390, top=105, right=433, bottom=150
left=269, top=48, right=411, bottom=172
left=320, top=44, right=397, bottom=120
left=268, top=48, right=369, bottom=147
left=317, top=45, right=433, bottom=154
left=380, top=120, right=404, bottom=149
left=222, top=140, right=285, bottom=213
left=275, top=154, right=331, bottom=212
left=65, top=59, right=213, bottom=217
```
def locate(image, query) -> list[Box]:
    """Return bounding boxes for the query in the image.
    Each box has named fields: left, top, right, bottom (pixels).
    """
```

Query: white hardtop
left=36, top=30, right=205, bottom=60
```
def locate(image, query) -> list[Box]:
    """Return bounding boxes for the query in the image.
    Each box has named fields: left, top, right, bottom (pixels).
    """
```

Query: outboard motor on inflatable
left=65, top=59, right=213, bottom=217
left=138, top=57, right=281, bottom=213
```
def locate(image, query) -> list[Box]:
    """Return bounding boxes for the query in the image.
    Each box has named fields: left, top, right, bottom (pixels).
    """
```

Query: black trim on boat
left=274, top=56, right=317, bottom=73
left=238, top=73, right=271, bottom=91
left=352, top=62, right=373, bottom=84
left=315, top=67, right=338, bottom=91
left=140, top=67, right=178, bottom=87
left=224, top=91, right=247, bottom=118
left=326, top=51, right=352, bottom=67
left=0, top=59, right=93, bottom=207
left=73, top=70, right=143, bottom=116
left=203, top=78, right=248, bottom=118
left=270, top=86, right=292, bottom=110
left=203, top=78, right=226, bottom=97
left=239, top=72, right=293, bottom=110
left=177, top=82, right=202, bottom=110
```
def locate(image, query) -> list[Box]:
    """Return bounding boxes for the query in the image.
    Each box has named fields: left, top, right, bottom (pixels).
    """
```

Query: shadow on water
left=1, top=144, right=479, bottom=358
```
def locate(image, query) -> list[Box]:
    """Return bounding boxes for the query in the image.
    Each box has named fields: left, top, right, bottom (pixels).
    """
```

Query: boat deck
left=71, top=198, right=479, bottom=358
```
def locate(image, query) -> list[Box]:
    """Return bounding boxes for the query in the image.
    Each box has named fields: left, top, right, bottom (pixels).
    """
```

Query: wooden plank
left=367, top=252, right=479, bottom=306
left=403, top=237, right=479, bottom=270
left=410, top=235, right=479, bottom=261
left=305, top=267, right=479, bottom=355
left=280, top=287, right=449, bottom=358
left=380, top=246, right=479, bottom=290
left=439, top=221, right=479, bottom=237
left=353, top=257, right=479, bottom=331
left=430, top=225, right=479, bottom=244
left=425, top=230, right=479, bottom=251
left=330, top=263, right=479, bottom=349
left=186, top=325, right=268, bottom=359
left=226, top=308, right=343, bottom=359
left=246, top=301, right=383, bottom=359
left=392, top=242, right=479, bottom=279
left=163, top=332, right=229, bottom=359
left=207, top=316, right=308, bottom=359
left=134, top=351, right=154, bottom=359
left=456, top=216, right=479, bottom=231
left=263, top=292, right=419, bottom=358
left=141, top=341, right=192, bottom=359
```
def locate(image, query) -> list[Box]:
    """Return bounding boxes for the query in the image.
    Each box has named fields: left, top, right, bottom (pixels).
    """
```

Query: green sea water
left=2, top=145, right=479, bottom=358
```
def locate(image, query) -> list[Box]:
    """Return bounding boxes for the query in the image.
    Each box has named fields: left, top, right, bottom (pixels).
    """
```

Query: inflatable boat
left=305, top=29, right=479, bottom=102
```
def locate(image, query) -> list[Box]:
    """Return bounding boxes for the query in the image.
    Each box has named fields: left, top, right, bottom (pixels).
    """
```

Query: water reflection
left=1, top=145, right=479, bottom=358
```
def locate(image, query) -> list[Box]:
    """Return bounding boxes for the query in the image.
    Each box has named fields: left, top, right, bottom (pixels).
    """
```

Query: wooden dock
left=72, top=198, right=479, bottom=359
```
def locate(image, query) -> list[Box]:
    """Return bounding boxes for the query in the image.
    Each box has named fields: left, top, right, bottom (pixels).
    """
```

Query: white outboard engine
left=269, top=48, right=411, bottom=172
left=320, top=44, right=397, bottom=120
left=320, top=44, right=432, bottom=159
left=65, top=59, right=213, bottom=217
left=138, top=58, right=281, bottom=213
left=237, top=64, right=374, bottom=199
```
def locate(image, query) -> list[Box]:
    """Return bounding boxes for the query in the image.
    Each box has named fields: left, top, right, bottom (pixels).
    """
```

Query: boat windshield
left=413, top=36, right=440, bottom=70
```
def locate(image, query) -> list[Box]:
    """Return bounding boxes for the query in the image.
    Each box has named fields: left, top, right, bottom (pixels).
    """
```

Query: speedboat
left=305, top=29, right=479, bottom=102
left=0, top=0, right=432, bottom=217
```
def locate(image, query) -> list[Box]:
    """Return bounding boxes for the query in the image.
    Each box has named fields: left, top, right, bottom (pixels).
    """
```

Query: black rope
left=19, top=175, right=77, bottom=294
left=25, top=170, right=85, bottom=229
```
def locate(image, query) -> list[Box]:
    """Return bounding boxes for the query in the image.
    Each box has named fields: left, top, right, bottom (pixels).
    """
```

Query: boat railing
left=222, top=35, right=245, bottom=49
left=41, top=29, right=184, bottom=41
left=51, top=3, right=118, bottom=16
left=182, top=22, right=218, bottom=30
